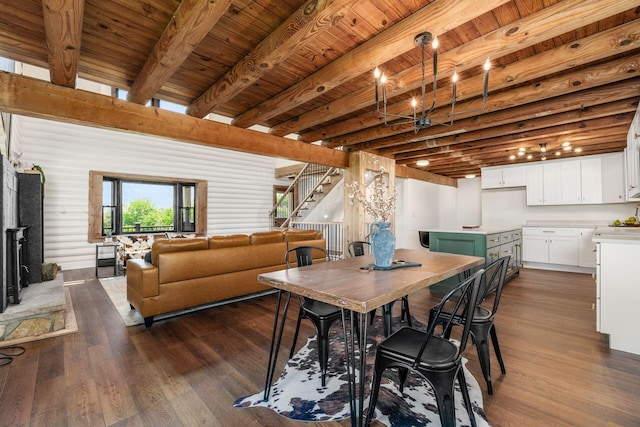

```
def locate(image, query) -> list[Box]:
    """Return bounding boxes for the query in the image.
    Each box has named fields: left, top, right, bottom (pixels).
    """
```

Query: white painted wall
left=396, top=178, right=459, bottom=249
left=11, top=115, right=282, bottom=270
left=456, top=177, right=482, bottom=226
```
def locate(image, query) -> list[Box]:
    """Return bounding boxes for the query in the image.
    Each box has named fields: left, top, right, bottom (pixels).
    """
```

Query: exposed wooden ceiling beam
left=395, top=165, right=457, bottom=187
left=126, top=0, right=231, bottom=105
left=187, top=0, right=359, bottom=119
left=0, top=71, right=349, bottom=168
left=231, top=0, right=509, bottom=128
left=42, top=0, right=84, bottom=88
left=273, top=0, right=638, bottom=138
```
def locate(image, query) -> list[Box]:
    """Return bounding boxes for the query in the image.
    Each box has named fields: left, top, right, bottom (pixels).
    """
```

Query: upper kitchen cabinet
left=524, top=155, right=612, bottom=206
left=481, top=165, right=526, bottom=189
left=625, top=111, right=640, bottom=201
left=602, top=152, right=626, bottom=203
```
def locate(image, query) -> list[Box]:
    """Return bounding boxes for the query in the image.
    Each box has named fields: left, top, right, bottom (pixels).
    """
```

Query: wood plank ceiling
left=0, top=0, right=638, bottom=179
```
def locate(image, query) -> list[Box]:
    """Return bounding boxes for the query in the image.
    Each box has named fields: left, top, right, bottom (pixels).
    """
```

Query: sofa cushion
left=158, top=242, right=288, bottom=283
left=208, top=234, right=251, bottom=249
left=250, top=230, right=284, bottom=245
left=283, top=229, right=322, bottom=241
left=151, top=237, right=209, bottom=265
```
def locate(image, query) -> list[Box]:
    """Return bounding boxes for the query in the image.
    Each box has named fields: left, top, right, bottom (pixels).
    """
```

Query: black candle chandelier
left=374, top=31, right=490, bottom=133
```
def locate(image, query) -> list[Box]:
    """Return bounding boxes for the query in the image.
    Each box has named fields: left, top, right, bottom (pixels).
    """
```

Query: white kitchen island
left=594, top=226, right=640, bottom=356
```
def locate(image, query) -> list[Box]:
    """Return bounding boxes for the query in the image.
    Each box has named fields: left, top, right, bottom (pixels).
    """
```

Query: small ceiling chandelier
left=374, top=31, right=490, bottom=133
left=509, top=142, right=580, bottom=161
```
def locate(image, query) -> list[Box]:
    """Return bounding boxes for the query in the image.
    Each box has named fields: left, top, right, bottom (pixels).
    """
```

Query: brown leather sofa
left=126, top=229, right=325, bottom=327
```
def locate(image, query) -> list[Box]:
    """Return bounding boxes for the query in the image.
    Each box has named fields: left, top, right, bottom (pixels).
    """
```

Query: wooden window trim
left=88, top=170, right=207, bottom=242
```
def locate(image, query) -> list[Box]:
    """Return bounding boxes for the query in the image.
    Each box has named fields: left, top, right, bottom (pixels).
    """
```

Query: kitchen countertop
left=425, top=226, right=522, bottom=235
left=523, top=220, right=608, bottom=228
left=594, top=225, right=640, bottom=243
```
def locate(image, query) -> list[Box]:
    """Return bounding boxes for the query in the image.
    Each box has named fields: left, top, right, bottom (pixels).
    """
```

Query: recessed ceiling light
left=509, top=155, right=516, bottom=160
left=465, top=174, right=476, bottom=179
left=575, top=147, right=582, bottom=153
left=562, top=141, right=571, bottom=147
left=518, top=147, right=526, bottom=152
left=527, top=154, right=533, bottom=160
left=416, top=160, right=430, bottom=166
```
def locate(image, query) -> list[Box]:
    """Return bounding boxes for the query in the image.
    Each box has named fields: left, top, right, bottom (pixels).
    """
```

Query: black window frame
left=101, top=177, right=197, bottom=236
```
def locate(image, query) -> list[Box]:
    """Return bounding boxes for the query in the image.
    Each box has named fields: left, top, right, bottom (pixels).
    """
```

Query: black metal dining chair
left=347, top=240, right=372, bottom=257
left=428, top=255, right=510, bottom=395
left=365, top=269, right=484, bottom=427
left=286, top=245, right=342, bottom=387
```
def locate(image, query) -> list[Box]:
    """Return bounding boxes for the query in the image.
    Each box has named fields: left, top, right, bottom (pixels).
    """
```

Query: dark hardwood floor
left=1, top=268, right=639, bottom=426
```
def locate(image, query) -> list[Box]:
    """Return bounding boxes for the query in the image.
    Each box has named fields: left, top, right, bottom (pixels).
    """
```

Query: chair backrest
left=480, top=255, right=511, bottom=316
left=285, top=245, right=328, bottom=268
left=418, top=231, right=430, bottom=248
left=417, top=269, right=484, bottom=365
left=348, top=241, right=371, bottom=257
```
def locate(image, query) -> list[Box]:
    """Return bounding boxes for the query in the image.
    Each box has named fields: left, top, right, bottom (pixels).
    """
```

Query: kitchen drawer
left=500, top=231, right=515, bottom=244
left=522, top=227, right=579, bottom=237
left=486, top=233, right=501, bottom=249
left=512, top=229, right=522, bottom=240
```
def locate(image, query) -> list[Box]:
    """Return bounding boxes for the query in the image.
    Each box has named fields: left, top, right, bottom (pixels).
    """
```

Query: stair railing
left=270, top=163, right=338, bottom=229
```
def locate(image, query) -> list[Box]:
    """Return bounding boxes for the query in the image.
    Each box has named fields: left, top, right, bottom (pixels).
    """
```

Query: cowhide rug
left=234, top=315, right=490, bottom=426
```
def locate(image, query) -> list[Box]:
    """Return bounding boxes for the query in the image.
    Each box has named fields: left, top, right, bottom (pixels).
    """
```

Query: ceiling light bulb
left=562, top=141, right=570, bottom=147
left=432, top=36, right=439, bottom=50
left=374, top=67, right=381, bottom=79
left=564, top=146, right=571, bottom=151
left=411, top=97, right=418, bottom=108
left=465, top=174, right=476, bottom=179
left=540, top=145, right=546, bottom=153
left=416, top=160, right=429, bottom=166
left=484, top=58, right=491, bottom=71
left=509, top=155, right=516, bottom=160
left=380, top=74, right=387, bottom=84
left=518, top=151, right=524, bottom=156
left=452, top=72, right=459, bottom=83
left=527, top=154, right=533, bottom=160
left=555, top=151, right=561, bottom=156
left=518, top=147, right=526, bottom=152
left=575, top=147, right=582, bottom=153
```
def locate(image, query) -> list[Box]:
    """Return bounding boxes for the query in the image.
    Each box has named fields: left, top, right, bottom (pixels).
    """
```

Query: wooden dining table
left=258, top=248, right=485, bottom=427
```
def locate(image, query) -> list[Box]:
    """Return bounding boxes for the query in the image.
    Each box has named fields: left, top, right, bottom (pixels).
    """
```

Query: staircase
left=270, top=163, right=342, bottom=229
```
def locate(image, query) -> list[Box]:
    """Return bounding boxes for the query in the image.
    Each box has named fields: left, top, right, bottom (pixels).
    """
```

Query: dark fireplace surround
left=1, top=157, right=44, bottom=313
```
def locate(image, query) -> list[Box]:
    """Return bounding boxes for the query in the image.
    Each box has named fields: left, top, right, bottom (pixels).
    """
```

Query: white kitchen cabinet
left=596, top=240, right=640, bottom=355
left=626, top=118, right=640, bottom=200
left=578, top=228, right=596, bottom=268
left=525, top=156, right=604, bottom=205
left=601, top=152, right=626, bottom=203
left=525, top=164, right=544, bottom=205
left=522, top=227, right=579, bottom=266
left=481, top=165, right=526, bottom=189
left=580, top=158, right=603, bottom=204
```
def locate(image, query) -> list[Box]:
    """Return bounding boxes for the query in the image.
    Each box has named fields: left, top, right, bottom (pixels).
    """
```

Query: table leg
left=264, top=290, right=291, bottom=401
left=344, top=310, right=368, bottom=427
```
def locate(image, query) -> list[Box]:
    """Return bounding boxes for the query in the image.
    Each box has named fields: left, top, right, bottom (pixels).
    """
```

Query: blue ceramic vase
left=370, top=221, right=396, bottom=268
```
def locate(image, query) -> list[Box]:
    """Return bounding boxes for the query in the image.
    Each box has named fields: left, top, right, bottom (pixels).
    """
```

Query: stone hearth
left=0, top=273, right=66, bottom=342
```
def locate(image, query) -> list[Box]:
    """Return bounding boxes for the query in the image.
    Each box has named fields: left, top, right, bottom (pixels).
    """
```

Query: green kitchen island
left=424, top=226, right=522, bottom=291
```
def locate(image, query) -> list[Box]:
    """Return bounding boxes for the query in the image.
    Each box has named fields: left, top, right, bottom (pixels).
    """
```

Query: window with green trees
left=102, top=178, right=195, bottom=235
